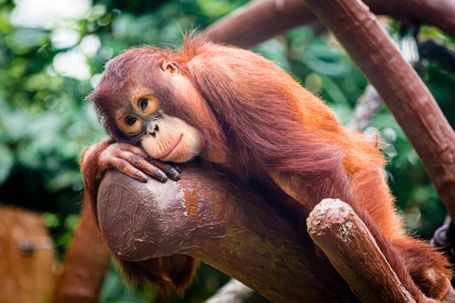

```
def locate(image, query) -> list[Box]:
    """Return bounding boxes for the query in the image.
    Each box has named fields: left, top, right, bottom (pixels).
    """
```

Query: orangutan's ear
left=160, top=60, right=179, bottom=76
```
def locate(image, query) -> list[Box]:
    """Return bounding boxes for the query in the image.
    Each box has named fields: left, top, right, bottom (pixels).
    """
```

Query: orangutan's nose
left=147, top=123, right=160, bottom=137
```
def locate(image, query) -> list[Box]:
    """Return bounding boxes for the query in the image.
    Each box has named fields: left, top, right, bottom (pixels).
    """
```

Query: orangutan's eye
left=136, top=96, right=159, bottom=115
left=139, top=98, right=148, bottom=111
left=126, top=116, right=137, bottom=126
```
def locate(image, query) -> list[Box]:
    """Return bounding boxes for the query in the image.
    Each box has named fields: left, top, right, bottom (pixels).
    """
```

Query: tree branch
left=201, top=0, right=318, bottom=49
left=202, top=0, right=455, bottom=49
left=307, top=199, right=416, bottom=303
left=303, top=0, right=455, bottom=224
left=96, top=168, right=455, bottom=302
left=366, top=0, right=455, bottom=38
left=97, top=168, right=359, bottom=303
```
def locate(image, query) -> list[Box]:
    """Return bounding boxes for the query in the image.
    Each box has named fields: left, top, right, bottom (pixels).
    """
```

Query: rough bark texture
left=97, top=168, right=358, bottom=303
left=0, top=206, right=56, bottom=303
left=303, top=0, right=455, bottom=223
left=52, top=205, right=111, bottom=303
left=202, top=0, right=455, bottom=49
left=97, top=170, right=455, bottom=302
left=307, top=199, right=416, bottom=303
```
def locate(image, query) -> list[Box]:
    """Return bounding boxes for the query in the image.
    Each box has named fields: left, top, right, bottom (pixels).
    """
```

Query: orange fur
left=85, top=37, right=452, bottom=299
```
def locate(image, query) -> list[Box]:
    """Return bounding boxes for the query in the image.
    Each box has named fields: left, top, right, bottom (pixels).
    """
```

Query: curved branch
left=201, top=0, right=318, bottom=49
left=366, top=0, right=455, bottom=37
left=97, top=168, right=358, bottom=303
left=303, top=0, right=455, bottom=223
left=202, top=0, right=455, bottom=50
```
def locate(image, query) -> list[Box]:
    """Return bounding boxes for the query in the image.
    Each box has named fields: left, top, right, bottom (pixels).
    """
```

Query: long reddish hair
left=86, top=37, right=451, bottom=299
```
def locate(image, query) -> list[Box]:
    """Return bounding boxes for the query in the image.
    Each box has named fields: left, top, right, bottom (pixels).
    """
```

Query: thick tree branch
left=97, top=168, right=358, bottom=303
left=201, top=0, right=318, bottom=49
left=366, top=0, right=455, bottom=38
left=202, top=0, right=455, bottom=49
left=97, top=169, right=455, bottom=302
left=303, top=0, right=455, bottom=223
left=307, top=199, right=416, bottom=303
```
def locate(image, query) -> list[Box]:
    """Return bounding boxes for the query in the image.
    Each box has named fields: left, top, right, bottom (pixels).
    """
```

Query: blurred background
left=0, top=0, right=454, bottom=302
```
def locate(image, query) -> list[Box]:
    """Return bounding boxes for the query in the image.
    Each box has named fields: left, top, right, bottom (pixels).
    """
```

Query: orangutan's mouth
left=161, top=134, right=183, bottom=161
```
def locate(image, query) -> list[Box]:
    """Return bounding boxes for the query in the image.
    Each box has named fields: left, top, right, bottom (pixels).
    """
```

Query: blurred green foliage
left=0, top=0, right=454, bottom=301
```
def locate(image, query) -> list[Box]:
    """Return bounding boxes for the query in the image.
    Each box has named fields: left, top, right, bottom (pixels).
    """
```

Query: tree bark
left=302, top=0, right=455, bottom=223
left=52, top=205, right=110, bottom=303
left=97, top=169, right=455, bottom=302
left=97, top=168, right=358, bottom=303
left=307, top=199, right=416, bottom=303
left=202, top=0, right=455, bottom=49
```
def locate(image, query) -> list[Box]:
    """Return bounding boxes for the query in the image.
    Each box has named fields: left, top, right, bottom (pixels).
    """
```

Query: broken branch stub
left=307, top=199, right=416, bottom=303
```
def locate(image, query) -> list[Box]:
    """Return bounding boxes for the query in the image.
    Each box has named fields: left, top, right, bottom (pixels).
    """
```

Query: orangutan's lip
left=161, top=134, right=183, bottom=161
